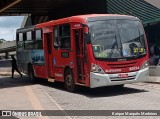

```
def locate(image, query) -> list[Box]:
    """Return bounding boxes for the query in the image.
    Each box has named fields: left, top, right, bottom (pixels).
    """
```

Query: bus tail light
left=140, top=60, right=149, bottom=69
left=91, top=63, right=105, bottom=74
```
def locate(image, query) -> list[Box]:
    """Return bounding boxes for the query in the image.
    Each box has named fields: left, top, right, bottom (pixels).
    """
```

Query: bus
left=16, top=14, right=149, bottom=92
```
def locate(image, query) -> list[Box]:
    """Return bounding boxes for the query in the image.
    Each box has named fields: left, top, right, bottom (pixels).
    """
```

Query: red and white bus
left=16, top=14, right=149, bottom=92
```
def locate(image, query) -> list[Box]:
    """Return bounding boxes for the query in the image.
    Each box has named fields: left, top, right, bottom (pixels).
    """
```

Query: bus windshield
left=89, top=20, right=147, bottom=60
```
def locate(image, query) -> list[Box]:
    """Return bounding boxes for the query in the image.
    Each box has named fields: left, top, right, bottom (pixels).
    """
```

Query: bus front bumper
left=90, top=67, right=149, bottom=88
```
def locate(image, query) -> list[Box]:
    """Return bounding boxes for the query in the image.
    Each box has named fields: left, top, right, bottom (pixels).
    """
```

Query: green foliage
left=0, top=39, right=6, bottom=43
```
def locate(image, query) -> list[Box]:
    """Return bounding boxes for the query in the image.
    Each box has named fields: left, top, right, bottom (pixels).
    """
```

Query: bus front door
left=45, top=33, right=54, bottom=79
left=74, top=29, right=86, bottom=84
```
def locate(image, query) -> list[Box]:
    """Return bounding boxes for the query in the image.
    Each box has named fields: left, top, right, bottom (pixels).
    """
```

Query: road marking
left=41, top=88, right=72, bottom=119
left=25, top=86, right=49, bottom=119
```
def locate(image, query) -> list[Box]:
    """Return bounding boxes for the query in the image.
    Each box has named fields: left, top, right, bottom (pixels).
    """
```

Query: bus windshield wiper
left=108, top=35, right=120, bottom=58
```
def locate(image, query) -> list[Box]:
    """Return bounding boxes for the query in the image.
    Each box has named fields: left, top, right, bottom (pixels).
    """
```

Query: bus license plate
left=118, top=74, right=128, bottom=78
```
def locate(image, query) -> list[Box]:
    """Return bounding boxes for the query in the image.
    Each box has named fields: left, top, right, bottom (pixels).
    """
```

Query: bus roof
left=70, top=14, right=138, bottom=19
left=17, top=25, right=35, bottom=33
left=36, top=14, right=140, bottom=28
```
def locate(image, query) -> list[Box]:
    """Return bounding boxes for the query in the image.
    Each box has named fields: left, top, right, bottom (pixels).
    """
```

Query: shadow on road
left=75, top=86, right=148, bottom=98
left=0, top=75, right=148, bottom=98
left=36, top=79, right=148, bottom=98
left=0, top=76, right=34, bottom=89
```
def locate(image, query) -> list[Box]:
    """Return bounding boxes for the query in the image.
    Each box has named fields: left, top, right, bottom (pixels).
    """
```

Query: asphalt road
left=1, top=75, right=160, bottom=119
left=0, top=74, right=160, bottom=119
left=41, top=81, right=160, bottom=118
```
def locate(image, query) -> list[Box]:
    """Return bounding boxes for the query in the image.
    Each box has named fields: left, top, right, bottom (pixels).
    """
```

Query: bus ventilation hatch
left=107, top=62, right=137, bottom=68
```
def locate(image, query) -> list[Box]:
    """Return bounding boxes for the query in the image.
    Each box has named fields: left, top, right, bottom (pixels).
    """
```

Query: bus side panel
left=85, top=44, right=97, bottom=87
left=53, top=50, right=74, bottom=82
left=54, top=67, right=65, bottom=82
left=33, top=65, right=47, bottom=78
left=17, top=50, right=32, bottom=74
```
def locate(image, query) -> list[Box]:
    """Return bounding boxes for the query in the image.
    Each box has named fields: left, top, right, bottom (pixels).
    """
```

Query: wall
left=0, top=41, right=16, bottom=49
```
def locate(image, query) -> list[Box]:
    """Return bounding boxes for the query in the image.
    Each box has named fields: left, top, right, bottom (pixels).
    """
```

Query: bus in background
left=16, top=14, right=149, bottom=92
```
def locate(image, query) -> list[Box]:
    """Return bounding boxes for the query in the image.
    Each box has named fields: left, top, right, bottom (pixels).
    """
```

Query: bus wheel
left=28, top=65, right=36, bottom=83
left=64, top=69, right=76, bottom=92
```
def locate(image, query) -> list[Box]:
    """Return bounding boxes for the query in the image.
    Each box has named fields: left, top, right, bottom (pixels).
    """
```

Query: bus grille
left=107, top=62, right=137, bottom=68
left=110, top=75, right=136, bottom=81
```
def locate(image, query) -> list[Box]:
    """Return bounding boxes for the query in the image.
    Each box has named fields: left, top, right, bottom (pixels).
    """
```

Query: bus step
left=76, top=83, right=86, bottom=86
left=48, top=78, right=55, bottom=82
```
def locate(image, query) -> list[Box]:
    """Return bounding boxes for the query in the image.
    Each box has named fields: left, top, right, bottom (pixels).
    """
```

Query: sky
left=0, top=16, right=24, bottom=41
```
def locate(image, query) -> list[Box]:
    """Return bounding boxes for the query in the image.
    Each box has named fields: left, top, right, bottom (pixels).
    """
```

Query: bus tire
left=64, top=68, right=76, bottom=92
left=28, top=65, right=36, bottom=83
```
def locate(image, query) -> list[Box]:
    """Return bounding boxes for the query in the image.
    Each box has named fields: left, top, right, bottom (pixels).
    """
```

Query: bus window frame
left=17, top=32, right=24, bottom=50
left=24, top=30, right=34, bottom=50
left=53, top=23, right=71, bottom=50
left=53, top=26, right=59, bottom=49
left=26, top=31, right=33, bottom=41
left=18, top=32, right=24, bottom=41
left=35, top=29, right=43, bottom=41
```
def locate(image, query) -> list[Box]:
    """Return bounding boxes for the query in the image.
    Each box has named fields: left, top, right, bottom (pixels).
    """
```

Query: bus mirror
left=84, top=33, right=91, bottom=44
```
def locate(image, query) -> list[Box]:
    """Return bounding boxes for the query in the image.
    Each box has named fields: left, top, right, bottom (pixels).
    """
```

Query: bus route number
left=133, top=47, right=144, bottom=53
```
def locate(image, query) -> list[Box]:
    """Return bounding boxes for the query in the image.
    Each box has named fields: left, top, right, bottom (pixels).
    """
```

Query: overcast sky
left=0, top=16, right=24, bottom=41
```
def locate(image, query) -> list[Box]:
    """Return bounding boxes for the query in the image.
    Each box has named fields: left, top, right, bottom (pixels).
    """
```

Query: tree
left=0, top=39, right=6, bottom=43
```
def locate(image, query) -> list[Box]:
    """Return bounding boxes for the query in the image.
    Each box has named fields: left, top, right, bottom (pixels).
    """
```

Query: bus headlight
left=91, top=63, right=105, bottom=74
left=141, top=60, right=149, bottom=69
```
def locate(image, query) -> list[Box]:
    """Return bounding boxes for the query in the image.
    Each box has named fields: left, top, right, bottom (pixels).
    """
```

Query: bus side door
left=44, top=32, right=55, bottom=78
left=52, top=24, right=72, bottom=81
left=73, top=28, right=87, bottom=84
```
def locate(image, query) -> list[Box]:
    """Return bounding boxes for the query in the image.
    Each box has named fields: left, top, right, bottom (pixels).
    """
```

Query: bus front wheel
left=64, top=69, right=76, bottom=92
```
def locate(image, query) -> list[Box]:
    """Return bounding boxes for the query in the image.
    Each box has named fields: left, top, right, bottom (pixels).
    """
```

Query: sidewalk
left=148, top=76, right=160, bottom=83
left=0, top=67, right=12, bottom=76
left=0, top=71, right=22, bottom=77
left=0, top=68, right=72, bottom=118
left=0, top=76, right=71, bottom=119
left=0, top=67, right=24, bottom=77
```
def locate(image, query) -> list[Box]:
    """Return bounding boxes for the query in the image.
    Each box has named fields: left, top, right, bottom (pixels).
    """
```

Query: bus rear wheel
left=28, top=65, right=36, bottom=83
left=64, top=69, right=76, bottom=92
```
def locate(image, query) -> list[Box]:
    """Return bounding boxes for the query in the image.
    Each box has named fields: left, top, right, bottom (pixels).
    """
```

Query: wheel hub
left=66, top=75, right=72, bottom=86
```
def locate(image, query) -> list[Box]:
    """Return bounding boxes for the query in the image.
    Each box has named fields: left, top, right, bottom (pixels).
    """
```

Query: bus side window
left=54, top=26, right=59, bottom=49
left=35, top=29, right=42, bottom=40
left=27, top=31, right=32, bottom=40
left=35, top=29, right=43, bottom=49
left=17, top=33, right=24, bottom=50
left=25, top=31, right=34, bottom=49
left=59, top=24, right=71, bottom=49
left=19, top=33, right=23, bottom=41
left=75, top=30, right=80, bottom=55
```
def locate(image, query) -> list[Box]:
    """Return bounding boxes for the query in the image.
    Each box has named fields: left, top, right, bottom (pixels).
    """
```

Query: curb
left=0, top=72, right=20, bottom=76
left=147, top=76, right=160, bottom=83
left=0, top=72, right=11, bottom=76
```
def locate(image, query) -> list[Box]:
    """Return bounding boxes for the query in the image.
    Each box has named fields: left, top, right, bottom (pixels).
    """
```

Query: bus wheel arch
left=28, top=63, right=36, bottom=83
left=64, top=66, right=76, bottom=92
